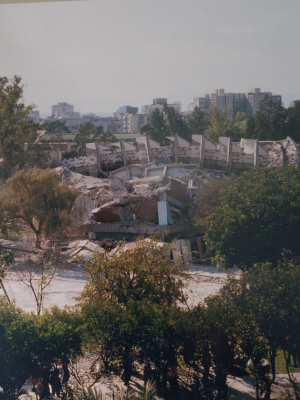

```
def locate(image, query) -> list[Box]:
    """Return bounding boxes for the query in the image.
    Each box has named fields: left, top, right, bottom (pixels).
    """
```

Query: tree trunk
left=284, top=350, right=300, bottom=400
left=202, top=344, right=211, bottom=397
left=0, top=278, right=11, bottom=303
left=35, top=233, right=41, bottom=249
left=270, top=347, right=276, bottom=383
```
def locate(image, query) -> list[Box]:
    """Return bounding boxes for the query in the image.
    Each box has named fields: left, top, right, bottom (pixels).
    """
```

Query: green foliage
left=205, top=166, right=300, bottom=268
left=0, top=168, right=78, bottom=248
left=218, top=262, right=300, bottom=398
left=75, top=122, right=115, bottom=156
left=0, top=300, right=36, bottom=399
left=206, top=106, right=244, bottom=143
left=188, top=106, right=209, bottom=135
left=115, top=382, right=157, bottom=400
left=246, top=96, right=287, bottom=141
left=286, top=100, right=300, bottom=143
left=140, top=109, right=169, bottom=146
left=0, top=301, right=82, bottom=399
left=73, top=385, right=105, bottom=400
left=79, top=238, right=187, bottom=372
left=0, top=247, right=13, bottom=279
left=0, top=76, right=36, bottom=148
left=33, top=307, right=82, bottom=365
left=40, top=120, right=70, bottom=133
left=62, top=149, right=80, bottom=160
left=189, top=178, right=232, bottom=232
left=23, top=142, right=52, bottom=169
left=164, top=105, right=191, bottom=142
left=0, top=76, right=39, bottom=177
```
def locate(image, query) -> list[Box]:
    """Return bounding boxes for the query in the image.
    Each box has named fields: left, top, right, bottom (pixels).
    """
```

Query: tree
left=0, top=247, right=14, bottom=303
left=189, top=178, right=232, bottom=232
left=205, top=166, right=300, bottom=269
left=0, top=76, right=35, bottom=148
left=79, top=238, right=187, bottom=381
left=0, top=301, right=82, bottom=400
left=0, top=300, right=37, bottom=400
left=75, top=122, right=114, bottom=155
left=164, top=105, right=192, bottom=142
left=140, top=109, right=169, bottom=146
left=188, top=106, right=209, bottom=135
left=0, top=168, right=78, bottom=248
left=218, top=262, right=300, bottom=400
left=75, top=122, right=96, bottom=155
left=286, top=100, right=300, bottom=143
left=247, top=96, right=287, bottom=141
left=0, top=76, right=38, bottom=177
left=94, top=125, right=116, bottom=143
left=13, top=242, right=61, bottom=315
left=206, top=106, right=244, bottom=143
left=34, top=307, right=82, bottom=364
left=40, top=120, right=70, bottom=134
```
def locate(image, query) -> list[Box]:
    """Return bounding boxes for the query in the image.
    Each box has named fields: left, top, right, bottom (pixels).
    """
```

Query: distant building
left=59, top=116, right=123, bottom=133
left=52, top=102, right=75, bottom=118
left=122, top=113, right=150, bottom=133
left=188, top=88, right=281, bottom=117
left=118, top=105, right=138, bottom=116
left=28, top=110, right=41, bottom=122
left=141, top=98, right=181, bottom=115
left=153, top=98, right=168, bottom=106
left=113, top=105, right=139, bottom=119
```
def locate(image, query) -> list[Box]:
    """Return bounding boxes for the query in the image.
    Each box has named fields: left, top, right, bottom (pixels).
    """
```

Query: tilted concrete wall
left=60, top=136, right=299, bottom=173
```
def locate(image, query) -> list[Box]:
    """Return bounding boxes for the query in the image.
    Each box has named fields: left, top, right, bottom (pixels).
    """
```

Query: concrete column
left=95, top=141, right=102, bottom=171
left=158, top=201, right=168, bottom=225
left=174, top=133, right=179, bottom=163
left=120, top=139, right=127, bottom=166
left=226, top=137, right=232, bottom=173
left=199, top=135, right=205, bottom=167
left=253, top=139, right=258, bottom=167
left=145, top=135, right=152, bottom=163
left=56, top=145, right=61, bottom=163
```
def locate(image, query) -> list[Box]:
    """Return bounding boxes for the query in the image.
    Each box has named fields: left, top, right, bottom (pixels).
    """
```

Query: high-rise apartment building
left=122, top=113, right=150, bottom=133
left=188, top=89, right=281, bottom=117
left=141, top=98, right=181, bottom=114
left=113, top=105, right=139, bottom=119
left=52, top=102, right=75, bottom=118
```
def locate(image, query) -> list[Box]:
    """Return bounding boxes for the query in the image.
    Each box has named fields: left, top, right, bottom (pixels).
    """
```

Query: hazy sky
left=1, top=0, right=300, bottom=115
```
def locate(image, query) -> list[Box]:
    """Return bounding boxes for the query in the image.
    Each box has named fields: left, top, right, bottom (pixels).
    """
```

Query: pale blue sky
left=0, top=0, right=300, bottom=115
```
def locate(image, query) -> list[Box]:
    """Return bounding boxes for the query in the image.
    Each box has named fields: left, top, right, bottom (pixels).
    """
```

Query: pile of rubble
left=56, top=164, right=230, bottom=234
left=264, top=143, right=284, bottom=167
left=263, top=137, right=299, bottom=167
left=192, top=169, right=227, bottom=187
left=90, top=175, right=188, bottom=225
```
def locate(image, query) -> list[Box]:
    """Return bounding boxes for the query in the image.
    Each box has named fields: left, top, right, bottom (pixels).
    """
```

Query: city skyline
left=1, top=0, right=300, bottom=114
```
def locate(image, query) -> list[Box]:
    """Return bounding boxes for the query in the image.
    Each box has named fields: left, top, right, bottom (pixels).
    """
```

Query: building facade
left=52, top=102, right=75, bottom=118
left=141, top=98, right=181, bottom=115
left=122, top=113, right=150, bottom=133
left=188, top=88, right=281, bottom=117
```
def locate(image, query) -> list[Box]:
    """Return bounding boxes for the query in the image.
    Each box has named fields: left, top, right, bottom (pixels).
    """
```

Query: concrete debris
left=63, top=239, right=105, bottom=262
left=0, top=239, right=33, bottom=253
left=263, top=142, right=284, bottom=167
left=109, top=238, right=166, bottom=257
left=90, top=175, right=188, bottom=225
left=263, top=137, right=299, bottom=167
left=57, top=135, right=299, bottom=243
left=58, top=135, right=300, bottom=174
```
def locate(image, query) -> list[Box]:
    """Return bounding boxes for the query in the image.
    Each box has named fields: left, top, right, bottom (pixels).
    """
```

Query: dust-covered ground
left=2, top=265, right=236, bottom=312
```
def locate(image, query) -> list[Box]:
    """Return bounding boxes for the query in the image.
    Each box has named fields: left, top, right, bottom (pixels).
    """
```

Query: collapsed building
left=58, top=164, right=219, bottom=262
left=57, top=135, right=299, bottom=263
left=59, top=135, right=299, bottom=175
